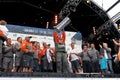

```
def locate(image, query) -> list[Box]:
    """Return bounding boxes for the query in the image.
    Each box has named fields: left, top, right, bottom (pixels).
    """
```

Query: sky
left=92, top=0, right=120, bottom=18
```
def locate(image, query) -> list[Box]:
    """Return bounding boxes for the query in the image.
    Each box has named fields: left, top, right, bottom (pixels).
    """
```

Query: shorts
left=33, top=58, right=40, bottom=72
left=3, top=57, right=13, bottom=70
left=71, top=59, right=81, bottom=71
left=15, top=56, right=22, bottom=66
left=22, top=54, right=33, bottom=68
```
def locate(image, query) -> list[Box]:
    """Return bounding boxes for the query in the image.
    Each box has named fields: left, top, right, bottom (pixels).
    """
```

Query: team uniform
left=41, top=47, right=47, bottom=72
left=33, top=48, right=40, bottom=72
left=21, top=40, right=33, bottom=69
left=14, top=42, right=23, bottom=67
left=0, top=24, right=8, bottom=71
left=38, top=49, right=42, bottom=72
left=53, top=30, right=70, bottom=73
left=3, top=44, right=15, bottom=70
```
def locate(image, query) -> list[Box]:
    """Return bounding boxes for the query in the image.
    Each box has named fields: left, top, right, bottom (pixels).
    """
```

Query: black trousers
left=83, top=61, right=91, bottom=73
left=91, top=60, right=100, bottom=73
left=0, top=39, right=3, bottom=71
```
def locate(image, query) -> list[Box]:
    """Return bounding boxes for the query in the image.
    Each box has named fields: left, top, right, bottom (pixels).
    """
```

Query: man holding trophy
left=53, top=17, right=71, bottom=73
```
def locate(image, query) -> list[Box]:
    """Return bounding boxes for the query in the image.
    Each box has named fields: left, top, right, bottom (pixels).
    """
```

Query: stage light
left=116, top=21, right=120, bottom=29
left=46, top=22, right=49, bottom=29
left=54, top=15, right=58, bottom=24
left=86, top=0, right=90, bottom=3
left=118, top=25, right=120, bottom=29
left=93, top=27, right=97, bottom=35
left=54, top=16, right=71, bottom=31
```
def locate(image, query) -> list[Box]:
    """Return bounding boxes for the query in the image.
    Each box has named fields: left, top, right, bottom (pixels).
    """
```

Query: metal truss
left=59, top=0, right=82, bottom=19
left=83, top=0, right=120, bottom=39
left=96, top=12, right=120, bottom=38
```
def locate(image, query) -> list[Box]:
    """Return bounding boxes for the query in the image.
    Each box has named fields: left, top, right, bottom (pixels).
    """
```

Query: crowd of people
left=0, top=20, right=120, bottom=74
left=0, top=37, right=118, bottom=74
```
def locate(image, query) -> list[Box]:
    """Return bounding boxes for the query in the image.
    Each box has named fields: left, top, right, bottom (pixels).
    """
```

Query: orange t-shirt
left=21, top=40, right=32, bottom=53
left=0, top=29, right=7, bottom=41
left=0, top=30, right=4, bottom=35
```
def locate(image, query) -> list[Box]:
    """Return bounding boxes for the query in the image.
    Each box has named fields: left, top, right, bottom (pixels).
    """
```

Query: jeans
left=107, top=59, right=114, bottom=74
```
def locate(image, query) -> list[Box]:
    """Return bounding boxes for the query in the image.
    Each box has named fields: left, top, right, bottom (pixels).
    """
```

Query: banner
left=7, top=24, right=82, bottom=52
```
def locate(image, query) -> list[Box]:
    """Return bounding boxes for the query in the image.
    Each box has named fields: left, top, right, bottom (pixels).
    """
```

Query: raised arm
left=112, top=39, right=120, bottom=46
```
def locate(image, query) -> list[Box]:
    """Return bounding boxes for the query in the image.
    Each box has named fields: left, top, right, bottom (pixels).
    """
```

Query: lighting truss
left=59, top=0, right=82, bottom=19
left=96, top=12, right=120, bottom=38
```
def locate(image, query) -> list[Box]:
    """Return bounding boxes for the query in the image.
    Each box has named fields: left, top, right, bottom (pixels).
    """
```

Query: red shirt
left=40, top=47, right=47, bottom=56
left=53, top=31, right=66, bottom=43
left=38, top=49, right=42, bottom=63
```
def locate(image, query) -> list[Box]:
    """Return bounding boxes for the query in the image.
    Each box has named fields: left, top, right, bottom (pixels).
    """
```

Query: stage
left=0, top=72, right=120, bottom=78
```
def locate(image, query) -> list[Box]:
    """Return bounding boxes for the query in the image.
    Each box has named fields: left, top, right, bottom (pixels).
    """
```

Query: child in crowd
left=99, top=53, right=108, bottom=74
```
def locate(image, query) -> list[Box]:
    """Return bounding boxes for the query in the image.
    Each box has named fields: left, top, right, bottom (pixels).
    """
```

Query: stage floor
left=0, top=72, right=120, bottom=78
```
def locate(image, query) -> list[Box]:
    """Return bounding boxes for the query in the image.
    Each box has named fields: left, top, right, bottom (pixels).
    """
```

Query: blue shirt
left=99, top=57, right=107, bottom=69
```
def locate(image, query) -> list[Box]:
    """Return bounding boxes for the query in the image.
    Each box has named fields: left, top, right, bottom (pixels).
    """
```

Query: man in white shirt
left=69, top=42, right=81, bottom=74
left=46, top=44, right=53, bottom=72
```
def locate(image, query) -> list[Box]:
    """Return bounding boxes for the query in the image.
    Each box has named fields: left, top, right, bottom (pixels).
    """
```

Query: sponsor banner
left=8, top=31, right=82, bottom=52
left=65, top=32, right=82, bottom=53
left=6, top=24, right=82, bottom=52
left=7, top=24, right=53, bottom=36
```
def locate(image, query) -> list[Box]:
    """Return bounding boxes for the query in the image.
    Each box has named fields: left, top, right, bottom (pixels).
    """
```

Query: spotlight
left=54, top=15, right=58, bottom=24
left=86, top=0, right=90, bottom=3
left=46, top=22, right=49, bottom=29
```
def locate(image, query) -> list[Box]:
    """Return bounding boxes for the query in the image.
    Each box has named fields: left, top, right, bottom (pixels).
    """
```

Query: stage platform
left=0, top=72, right=120, bottom=78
